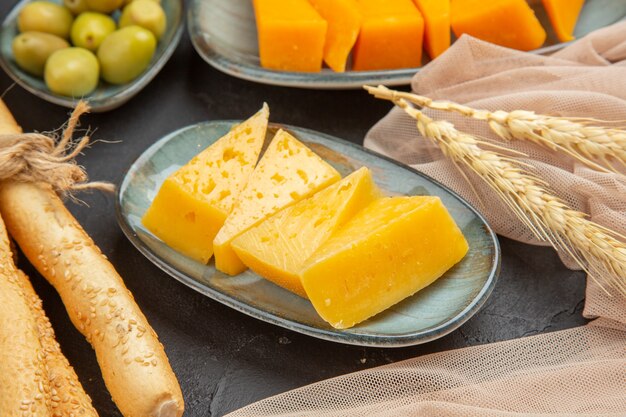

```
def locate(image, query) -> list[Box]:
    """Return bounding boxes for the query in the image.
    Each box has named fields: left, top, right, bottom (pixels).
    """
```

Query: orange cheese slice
left=451, top=0, right=546, bottom=51
left=142, top=104, right=269, bottom=263
left=232, top=167, right=381, bottom=297
left=542, top=0, right=584, bottom=42
left=413, top=0, right=450, bottom=59
left=307, top=0, right=361, bottom=72
left=301, top=196, right=469, bottom=329
left=213, top=129, right=341, bottom=276
left=253, top=0, right=327, bottom=72
left=352, top=0, right=424, bottom=71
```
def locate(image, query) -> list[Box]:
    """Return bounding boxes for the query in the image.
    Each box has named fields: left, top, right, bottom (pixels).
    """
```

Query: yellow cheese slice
left=213, top=129, right=341, bottom=276
left=301, top=196, right=469, bottom=329
left=232, top=167, right=382, bottom=297
left=142, top=104, right=269, bottom=263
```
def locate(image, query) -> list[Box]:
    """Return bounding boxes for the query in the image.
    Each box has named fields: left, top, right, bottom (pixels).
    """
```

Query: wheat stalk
left=366, top=85, right=626, bottom=175
left=373, top=94, right=626, bottom=296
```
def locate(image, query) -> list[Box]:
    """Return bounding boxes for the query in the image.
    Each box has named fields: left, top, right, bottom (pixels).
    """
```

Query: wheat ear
left=374, top=94, right=626, bottom=296
left=366, top=85, right=626, bottom=175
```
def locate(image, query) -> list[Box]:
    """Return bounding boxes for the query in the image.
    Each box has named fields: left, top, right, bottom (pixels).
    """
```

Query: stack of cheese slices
left=143, top=105, right=469, bottom=329
left=252, top=0, right=585, bottom=73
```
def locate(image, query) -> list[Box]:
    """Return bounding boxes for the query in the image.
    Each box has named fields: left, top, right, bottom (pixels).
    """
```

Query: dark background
left=0, top=3, right=588, bottom=416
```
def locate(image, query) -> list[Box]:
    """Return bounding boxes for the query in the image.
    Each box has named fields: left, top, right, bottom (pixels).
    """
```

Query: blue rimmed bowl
left=0, top=0, right=184, bottom=112
left=116, top=121, right=501, bottom=347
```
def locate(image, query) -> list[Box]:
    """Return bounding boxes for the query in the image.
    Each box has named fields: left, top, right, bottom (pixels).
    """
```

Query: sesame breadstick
left=0, top=103, right=184, bottom=417
left=0, top=215, right=50, bottom=417
left=16, top=269, right=99, bottom=417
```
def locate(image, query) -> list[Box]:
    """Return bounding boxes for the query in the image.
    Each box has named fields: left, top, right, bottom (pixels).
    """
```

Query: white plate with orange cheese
left=116, top=107, right=500, bottom=347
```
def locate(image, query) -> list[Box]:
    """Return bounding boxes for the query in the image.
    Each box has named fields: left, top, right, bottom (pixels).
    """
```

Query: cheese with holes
left=232, top=167, right=381, bottom=297
left=253, top=0, right=327, bottom=72
left=451, top=0, right=546, bottom=51
left=413, top=0, right=450, bottom=59
left=214, top=129, right=341, bottom=276
left=142, top=105, right=269, bottom=263
left=542, top=0, right=584, bottom=42
left=301, top=196, right=469, bottom=329
left=352, top=0, right=424, bottom=71
left=308, top=0, right=362, bottom=72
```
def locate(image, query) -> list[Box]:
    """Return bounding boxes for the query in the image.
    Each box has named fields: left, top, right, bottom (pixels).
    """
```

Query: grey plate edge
left=115, top=121, right=501, bottom=348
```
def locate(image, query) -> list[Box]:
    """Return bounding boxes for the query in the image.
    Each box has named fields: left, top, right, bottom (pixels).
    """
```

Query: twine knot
left=0, top=101, right=114, bottom=196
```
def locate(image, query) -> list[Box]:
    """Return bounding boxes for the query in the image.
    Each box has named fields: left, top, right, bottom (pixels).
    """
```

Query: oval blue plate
left=116, top=122, right=500, bottom=347
left=0, top=0, right=184, bottom=112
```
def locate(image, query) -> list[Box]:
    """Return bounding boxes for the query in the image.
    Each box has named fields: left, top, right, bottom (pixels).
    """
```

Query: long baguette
left=0, top=103, right=184, bottom=417
left=0, top=215, right=50, bottom=417
left=16, top=269, right=99, bottom=417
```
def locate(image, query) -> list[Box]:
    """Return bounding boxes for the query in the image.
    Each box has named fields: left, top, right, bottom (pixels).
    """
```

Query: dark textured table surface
left=0, top=3, right=588, bottom=415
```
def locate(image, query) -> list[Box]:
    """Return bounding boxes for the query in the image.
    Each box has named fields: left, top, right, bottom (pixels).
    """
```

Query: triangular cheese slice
left=213, top=129, right=341, bottom=276
left=542, top=0, right=584, bottom=42
left=413, top=0, right=450, bottom=59
left=142, top=104, right=269, bottom=263
left=232, top=167, right=382, bottom=297
left=308, top=0, right=362, bottom=72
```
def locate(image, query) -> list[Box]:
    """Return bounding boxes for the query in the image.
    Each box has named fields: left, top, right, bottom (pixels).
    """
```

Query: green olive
left=84, top=0, right=124, bottom=13
left=64, top=0, right=89, bottom=15
left=70, top=12, right=116, bottom=51
left=18, top=1, right=74, bottom=39
left=12, top=31, right=69, bottom=76
left=97, top=26, right=156, bottom=84
left=45, top=47, right=99, bottom=96
left=119, top=0, right=166, bottom=40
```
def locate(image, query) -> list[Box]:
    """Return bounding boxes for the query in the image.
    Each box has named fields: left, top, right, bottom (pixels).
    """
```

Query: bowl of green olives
left=0, top=0, right=183, bottom=111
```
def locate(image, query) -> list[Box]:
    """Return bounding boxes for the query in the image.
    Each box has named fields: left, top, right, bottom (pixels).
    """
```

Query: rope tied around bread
left=0, top=101, right=114, bottom=196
